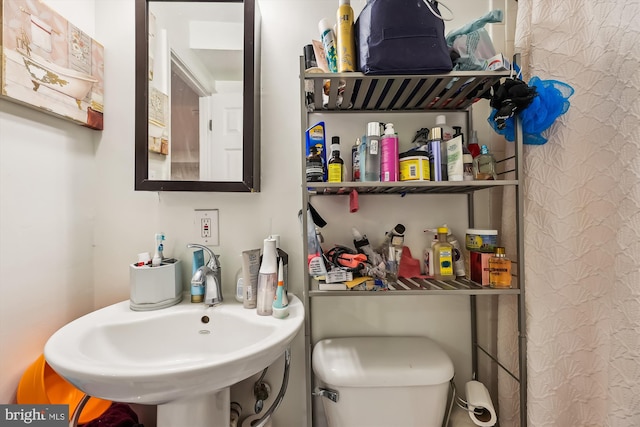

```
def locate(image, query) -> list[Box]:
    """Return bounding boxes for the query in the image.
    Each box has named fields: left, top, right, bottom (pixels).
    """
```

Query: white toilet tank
left=312, top=336, right=454, bottom=427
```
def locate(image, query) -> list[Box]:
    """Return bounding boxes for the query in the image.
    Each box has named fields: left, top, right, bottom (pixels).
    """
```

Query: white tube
left=447, top=135, right=464, bottom=181
left=242, top=249, right=260, bottom=309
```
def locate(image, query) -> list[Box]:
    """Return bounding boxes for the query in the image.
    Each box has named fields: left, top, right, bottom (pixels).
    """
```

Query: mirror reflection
left=135, top=0, right=260, bottom=192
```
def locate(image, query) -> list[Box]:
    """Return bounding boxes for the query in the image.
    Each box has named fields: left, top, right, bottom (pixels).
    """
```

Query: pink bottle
left=380, top=123, right=399, bottom=182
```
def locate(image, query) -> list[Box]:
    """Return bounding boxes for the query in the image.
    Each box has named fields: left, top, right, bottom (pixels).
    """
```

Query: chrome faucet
left=187, top=243, right=222, bottom=306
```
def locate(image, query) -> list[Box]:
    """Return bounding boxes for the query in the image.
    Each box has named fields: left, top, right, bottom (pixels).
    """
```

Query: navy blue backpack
left=356, top=0, right=453, bottom=75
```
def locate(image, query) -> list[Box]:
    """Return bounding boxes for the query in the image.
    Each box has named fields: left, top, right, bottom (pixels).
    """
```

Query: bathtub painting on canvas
left=0, top=0, right=104, bottom=130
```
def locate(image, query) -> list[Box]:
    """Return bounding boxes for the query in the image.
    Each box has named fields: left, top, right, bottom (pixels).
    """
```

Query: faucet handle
left=187, top=243, right=219, bottom=269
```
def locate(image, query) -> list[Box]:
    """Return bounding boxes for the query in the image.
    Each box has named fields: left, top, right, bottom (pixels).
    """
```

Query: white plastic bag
left=446, top=10, right=503, bottom=71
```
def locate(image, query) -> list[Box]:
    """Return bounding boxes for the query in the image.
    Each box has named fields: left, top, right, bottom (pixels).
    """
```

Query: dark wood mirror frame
left=134, top=0, right=260, bottom=192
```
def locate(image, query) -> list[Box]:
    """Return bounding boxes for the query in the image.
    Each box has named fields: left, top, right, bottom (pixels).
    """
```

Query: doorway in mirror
left=170, top=66, right=200, bottom=181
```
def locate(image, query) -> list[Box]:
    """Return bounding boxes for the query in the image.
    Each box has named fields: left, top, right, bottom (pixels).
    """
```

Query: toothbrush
left=152, top=232, right=165, bottom=267
left=272, top=259, right=289, bottom=318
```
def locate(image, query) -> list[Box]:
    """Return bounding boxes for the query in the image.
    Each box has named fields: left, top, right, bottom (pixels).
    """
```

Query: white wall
left=0, top=0, right=513, bottom=426
left=0, top=0, right=98, bottom=404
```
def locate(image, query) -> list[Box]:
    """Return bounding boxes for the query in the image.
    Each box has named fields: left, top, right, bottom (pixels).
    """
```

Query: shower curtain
left=498, top=1, right=640, bottom=426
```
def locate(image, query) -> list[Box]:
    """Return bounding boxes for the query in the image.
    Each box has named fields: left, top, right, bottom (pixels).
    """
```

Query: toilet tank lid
left=312, top=336, right=454, bottom=387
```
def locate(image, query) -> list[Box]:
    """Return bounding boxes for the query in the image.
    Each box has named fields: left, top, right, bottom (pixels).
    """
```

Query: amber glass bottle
left=489, top=247, right=512, bottom=288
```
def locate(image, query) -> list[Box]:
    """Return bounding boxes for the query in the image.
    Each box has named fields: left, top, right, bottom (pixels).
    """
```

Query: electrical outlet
left=194, top=209, right=219, bottom=245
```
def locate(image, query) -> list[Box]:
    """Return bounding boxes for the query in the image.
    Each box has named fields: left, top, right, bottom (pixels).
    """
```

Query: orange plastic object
left=17, top=354, right=111, bottom=425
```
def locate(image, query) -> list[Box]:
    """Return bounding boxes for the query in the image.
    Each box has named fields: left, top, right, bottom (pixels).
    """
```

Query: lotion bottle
left=256, top=238, right=278, bottom=315
left=336, top=0, right=356, bottom=72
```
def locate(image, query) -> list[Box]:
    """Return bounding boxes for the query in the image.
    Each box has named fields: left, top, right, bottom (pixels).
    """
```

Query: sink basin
left=44, top=294, right=304, bottom=408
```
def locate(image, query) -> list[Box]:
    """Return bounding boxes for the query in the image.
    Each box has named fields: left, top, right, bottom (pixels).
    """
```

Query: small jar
left=489, top=247, right=512, bottom=288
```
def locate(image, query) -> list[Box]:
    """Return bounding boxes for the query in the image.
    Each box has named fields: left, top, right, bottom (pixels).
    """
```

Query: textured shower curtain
left=496, top=1, right=640, bottom=426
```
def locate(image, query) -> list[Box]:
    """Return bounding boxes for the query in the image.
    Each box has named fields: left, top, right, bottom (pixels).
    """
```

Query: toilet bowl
left=312, top=336, right=454, bottom=427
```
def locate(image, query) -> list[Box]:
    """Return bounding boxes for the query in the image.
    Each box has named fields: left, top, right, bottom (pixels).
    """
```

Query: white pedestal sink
left=44, top=294, right=304, bottom=427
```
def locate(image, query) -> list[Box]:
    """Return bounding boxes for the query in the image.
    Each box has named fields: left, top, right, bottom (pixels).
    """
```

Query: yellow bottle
left=433, top=227, right=455, bottom=281
left=489, top=247, right=512, bottom=288
left=336, top=0, right=356, bottom=72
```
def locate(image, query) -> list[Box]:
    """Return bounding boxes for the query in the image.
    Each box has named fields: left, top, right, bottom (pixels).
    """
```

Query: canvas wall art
left=0, top=0, right=104, bottom=130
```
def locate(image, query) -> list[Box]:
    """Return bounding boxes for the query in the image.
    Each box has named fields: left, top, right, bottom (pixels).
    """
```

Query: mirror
left=135, top=0, right=261, bottom=192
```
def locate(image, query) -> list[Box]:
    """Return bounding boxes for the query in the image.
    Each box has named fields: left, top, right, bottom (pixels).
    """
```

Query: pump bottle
left=380, top=123, right=399, bottom=182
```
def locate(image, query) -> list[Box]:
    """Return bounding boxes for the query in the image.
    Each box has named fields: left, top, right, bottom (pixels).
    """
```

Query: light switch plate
left=194, top=209, right=219, bottom=246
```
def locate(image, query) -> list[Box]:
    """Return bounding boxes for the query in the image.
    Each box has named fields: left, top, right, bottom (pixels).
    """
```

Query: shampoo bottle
left=380, top=123, right=399, bottom=182
left=336, top=0, right=356, bottom=72
left=256, top=238, right=278, bottom=316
